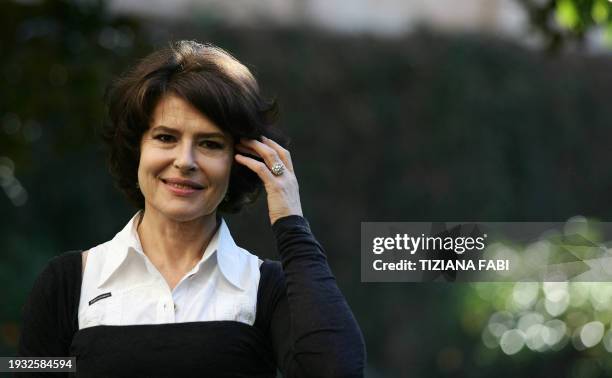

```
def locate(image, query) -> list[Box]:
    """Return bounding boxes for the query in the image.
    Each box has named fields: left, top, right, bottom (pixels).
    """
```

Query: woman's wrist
left=271, top=214, right=309, bottom=230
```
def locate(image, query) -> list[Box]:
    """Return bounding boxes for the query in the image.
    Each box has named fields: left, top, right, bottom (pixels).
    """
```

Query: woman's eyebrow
left=151, top=125, right=226, bottom=139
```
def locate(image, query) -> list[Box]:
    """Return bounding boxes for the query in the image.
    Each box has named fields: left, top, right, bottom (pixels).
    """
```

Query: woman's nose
left=173, top=142, right=197, bottom=172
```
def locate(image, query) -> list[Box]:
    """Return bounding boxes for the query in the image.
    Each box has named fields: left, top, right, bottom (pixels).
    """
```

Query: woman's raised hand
left=234, top=136, right=303, bottom=225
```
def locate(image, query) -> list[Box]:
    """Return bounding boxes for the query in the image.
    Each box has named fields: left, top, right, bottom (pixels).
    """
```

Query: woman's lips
left=161, top=178, right=204, bottom=196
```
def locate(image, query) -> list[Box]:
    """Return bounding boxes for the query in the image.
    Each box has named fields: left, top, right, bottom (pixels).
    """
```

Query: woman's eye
left=200, top=140, right=223, bottom=149
left=154, top=134, right=175, bottom=143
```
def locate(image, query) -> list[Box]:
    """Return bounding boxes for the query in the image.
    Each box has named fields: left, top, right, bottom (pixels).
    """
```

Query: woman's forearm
left=270, top=215, right=366, bottom=377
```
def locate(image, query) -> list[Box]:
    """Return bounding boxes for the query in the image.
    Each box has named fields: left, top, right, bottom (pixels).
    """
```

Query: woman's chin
left=150, top=204, right=215, bottom=223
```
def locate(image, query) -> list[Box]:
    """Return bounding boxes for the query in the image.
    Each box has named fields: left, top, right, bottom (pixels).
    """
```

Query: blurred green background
left=2, top=0, right=612, bottom=377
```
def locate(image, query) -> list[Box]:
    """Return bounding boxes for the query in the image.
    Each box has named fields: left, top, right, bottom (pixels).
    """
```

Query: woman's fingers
left=234, top=144, right=259, bottom=158
left=260, top=136, right=294, bottom=172
left=238, top=137, right=293, bottom=173
left=234, top=153, right=275, bottom=183
left=234, top=137, right=303, bottom=225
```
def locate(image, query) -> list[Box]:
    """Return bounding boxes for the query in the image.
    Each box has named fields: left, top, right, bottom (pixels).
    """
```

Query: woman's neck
left=136, top=207, right=219, bottom=274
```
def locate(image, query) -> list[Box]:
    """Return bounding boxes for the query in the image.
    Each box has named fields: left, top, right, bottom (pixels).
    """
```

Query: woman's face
left=137, top=94, right=234, bottom=222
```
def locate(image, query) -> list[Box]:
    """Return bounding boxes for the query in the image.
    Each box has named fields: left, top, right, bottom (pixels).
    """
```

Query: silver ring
left=270, top=162, right=285, bottom=176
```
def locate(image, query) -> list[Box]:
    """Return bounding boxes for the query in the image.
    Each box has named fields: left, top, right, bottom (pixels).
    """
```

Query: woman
left=18, top=41, right=365, bottom=377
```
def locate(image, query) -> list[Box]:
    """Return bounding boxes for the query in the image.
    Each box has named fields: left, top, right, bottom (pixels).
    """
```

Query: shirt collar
left=97, top=211, right=249, bottom=291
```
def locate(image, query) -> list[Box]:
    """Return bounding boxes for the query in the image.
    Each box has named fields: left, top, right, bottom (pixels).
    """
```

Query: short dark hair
left=102, top=40, right=287, bottom=213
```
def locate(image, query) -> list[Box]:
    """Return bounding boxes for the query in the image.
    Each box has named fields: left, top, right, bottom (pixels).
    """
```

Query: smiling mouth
left=160, top=178, right=205, bottom=190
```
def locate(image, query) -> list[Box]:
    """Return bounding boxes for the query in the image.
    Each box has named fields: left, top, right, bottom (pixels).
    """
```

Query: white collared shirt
left=78, top=212, right=262, bottom=330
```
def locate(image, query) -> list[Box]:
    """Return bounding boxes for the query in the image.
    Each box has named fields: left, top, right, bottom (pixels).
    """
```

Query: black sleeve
left=268, top=215, right=366, bottom=378
left=17, top=253, right=80, bottom=376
